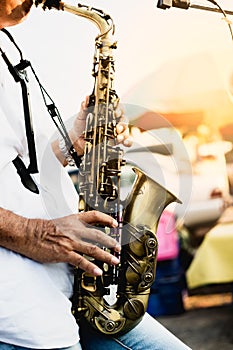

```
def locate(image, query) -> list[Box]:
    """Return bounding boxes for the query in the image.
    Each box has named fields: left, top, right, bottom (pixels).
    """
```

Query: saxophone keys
left=95, top=309, right=126, bottom=334
left=123, top=298, right=145, bottom=321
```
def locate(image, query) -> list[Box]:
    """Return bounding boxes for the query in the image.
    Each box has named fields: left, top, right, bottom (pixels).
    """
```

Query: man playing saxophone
left=0, top=1, right=191, bottom=349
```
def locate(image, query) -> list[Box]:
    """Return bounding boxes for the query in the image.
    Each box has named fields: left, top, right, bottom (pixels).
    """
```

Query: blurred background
left=4, top=0, right=233, bottom=119
left=1, top=0, right=233, bottom=348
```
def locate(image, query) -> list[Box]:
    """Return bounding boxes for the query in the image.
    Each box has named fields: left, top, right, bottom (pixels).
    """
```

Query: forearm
left=0, top=207, right=53, bottom=261
left=51, top=139, right=67, bottom=166
left=0, top=207, right=30, bottom=249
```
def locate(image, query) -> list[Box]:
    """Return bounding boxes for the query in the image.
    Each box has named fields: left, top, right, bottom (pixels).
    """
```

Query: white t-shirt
left=0, top=48, right=79, bottom=348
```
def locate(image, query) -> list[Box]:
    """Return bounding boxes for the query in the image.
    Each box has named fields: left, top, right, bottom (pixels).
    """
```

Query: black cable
left=29, top=63, right=71, bottom=146
left=206, top=0, right=233, bottom=42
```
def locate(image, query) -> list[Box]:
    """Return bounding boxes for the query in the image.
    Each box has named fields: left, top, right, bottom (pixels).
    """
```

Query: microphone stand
left=157, top=0, right=233, bottom=15
left=157, top=1, right=233, bottom=40
left=190, top=4, right=233, bottom=16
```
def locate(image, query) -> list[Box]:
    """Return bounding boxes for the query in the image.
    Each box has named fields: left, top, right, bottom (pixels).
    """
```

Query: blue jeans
left=79, top=313, right=192, bottom=350
left=0, top=313, right=191, bottom=350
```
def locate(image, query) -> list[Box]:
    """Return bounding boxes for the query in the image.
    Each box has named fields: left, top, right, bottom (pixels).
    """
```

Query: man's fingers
left=80, top=226, right=121, bottom=252
left=67, top=251, right=103, bottom=276
left=78, top=211, right=118, bottom=228
left=115, top=121, right=132, bottom=147
left=76, top=241, right=120, bottom=265
left=67, top=245, right=120, bottom=276
left=77, top=211, right=121, bottom=252
left=122, top=135, right=133, bottom=147
left=116, top=121, right=128, bottom=134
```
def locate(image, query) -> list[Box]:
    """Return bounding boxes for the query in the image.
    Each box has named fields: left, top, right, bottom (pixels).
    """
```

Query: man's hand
left=52, top=96, right=132, bottom=164
left=70, top=97, right=132, bottom=157
left=0, top=208, right=120, bottom=276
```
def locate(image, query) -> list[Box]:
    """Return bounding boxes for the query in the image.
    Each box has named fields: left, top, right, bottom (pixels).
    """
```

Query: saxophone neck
left=35, top=1, right=115, bottom=38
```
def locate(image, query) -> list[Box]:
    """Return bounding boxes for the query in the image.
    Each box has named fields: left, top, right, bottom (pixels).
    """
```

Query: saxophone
left=35, top=0, right=180, bottom=335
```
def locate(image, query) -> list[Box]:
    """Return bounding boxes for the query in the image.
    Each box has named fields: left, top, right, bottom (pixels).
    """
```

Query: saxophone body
left=35, top=0, right=180, bottom=335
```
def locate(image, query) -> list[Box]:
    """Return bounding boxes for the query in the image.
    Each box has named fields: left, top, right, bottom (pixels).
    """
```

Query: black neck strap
left=0, top=28, right=81, bottom=169
left=0, top=41, right=38, bottom=174
left=0, top=29, right=82, bottom=193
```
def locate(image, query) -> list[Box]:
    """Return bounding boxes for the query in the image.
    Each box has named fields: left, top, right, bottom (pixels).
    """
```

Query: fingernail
left=117, top=125, right=123, bottom=133
left=115, top=243, right=121, bottom=252
left=111, top=256, right=120, bottom=265
left=93, top=267, right=103, bottom=276
left=112, top=219, right=118, bottom=227
left=123, top=140, right=130, bottom=146
left=117, top=134, right=124, bottom=142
